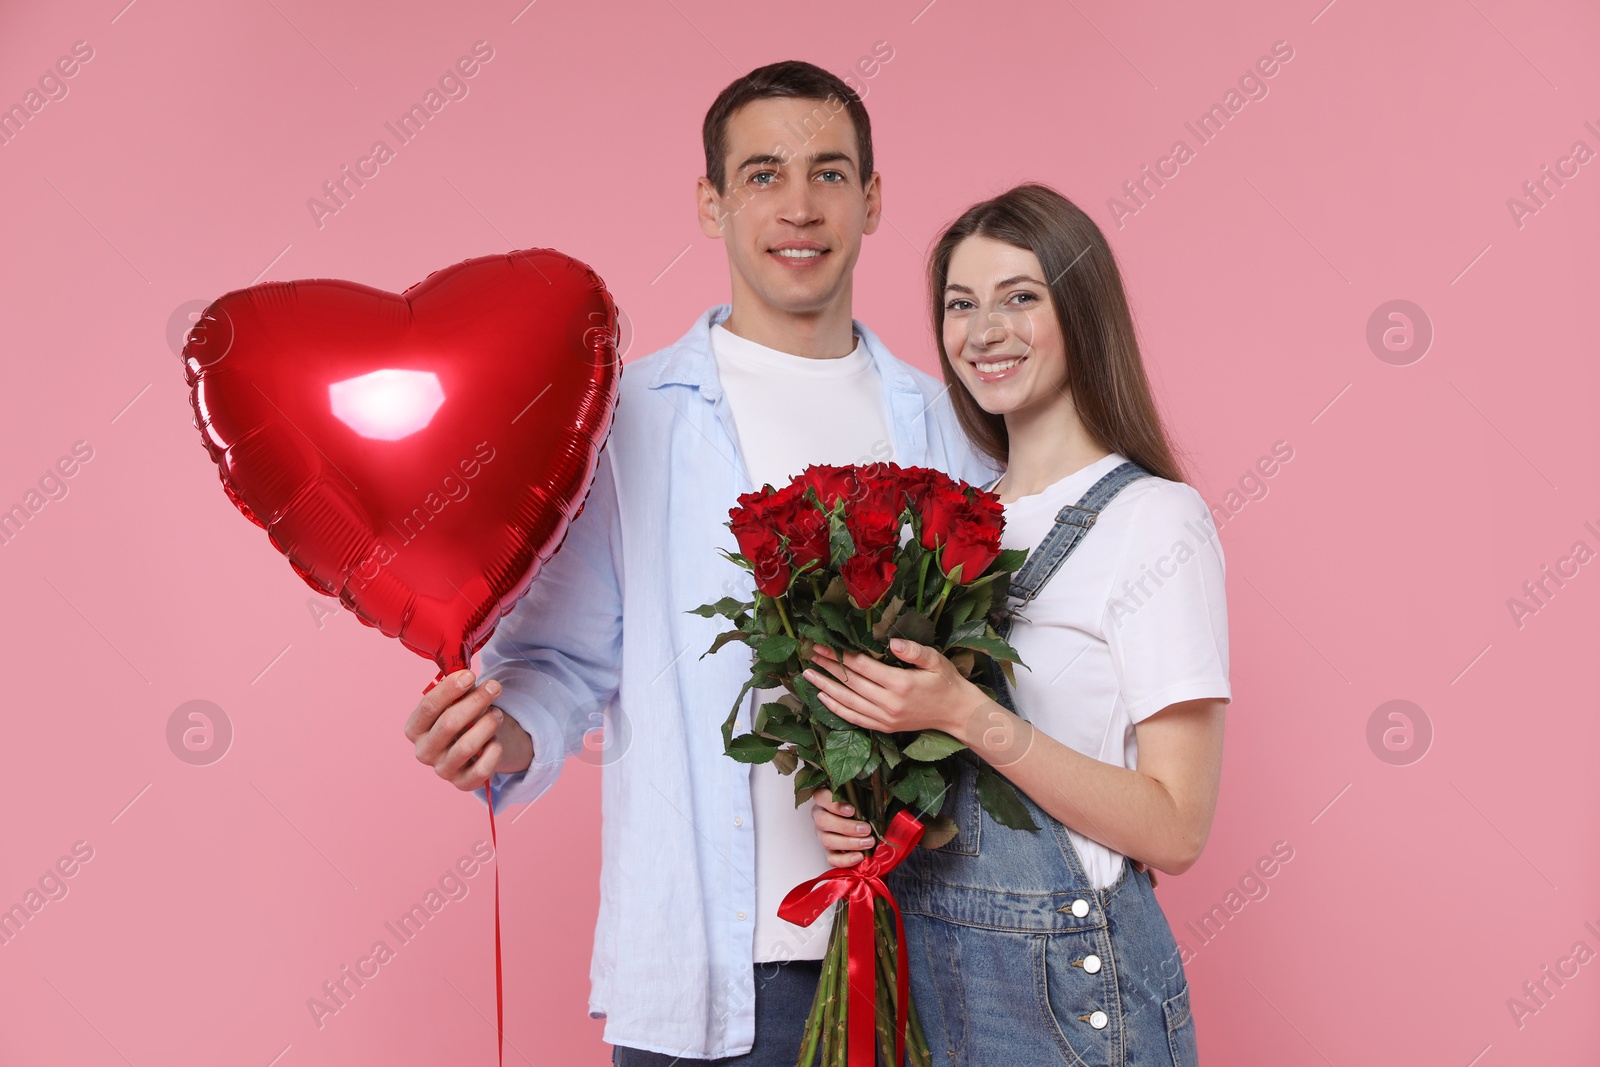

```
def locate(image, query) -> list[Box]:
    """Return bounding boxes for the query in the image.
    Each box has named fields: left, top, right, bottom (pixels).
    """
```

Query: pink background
left=2, top=0, right=1597, bottom=1063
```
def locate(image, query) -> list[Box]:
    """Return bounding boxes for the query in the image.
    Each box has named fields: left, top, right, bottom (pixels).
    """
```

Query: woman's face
left=941, top=235, right=1068, bottom=418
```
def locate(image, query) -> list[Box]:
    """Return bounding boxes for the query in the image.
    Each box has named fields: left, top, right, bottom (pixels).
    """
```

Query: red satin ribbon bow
left=778, top=809, right=925, bottom=1067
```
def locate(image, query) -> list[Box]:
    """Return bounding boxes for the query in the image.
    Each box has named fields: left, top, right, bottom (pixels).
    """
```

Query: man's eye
left=818, top=171, right=846, bottom=182
left=751, top=171, right=777, bottom=185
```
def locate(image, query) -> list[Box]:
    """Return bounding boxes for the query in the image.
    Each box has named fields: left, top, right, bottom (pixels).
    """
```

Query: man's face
left=697, top=96, right=881, bottom=316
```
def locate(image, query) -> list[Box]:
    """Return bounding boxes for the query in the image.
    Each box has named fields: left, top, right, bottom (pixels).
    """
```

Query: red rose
left=729, top=508, right=767, bottom=550
left=737, top=524, right=791, bottom=597
left=969, top=486, right=1004, bottom=523
left=778, top=501, right=831, bottom=574
left=798, top=464, right=863, bottom=510
left=939, top=516, right=1003, bottom=582
left=896, top=466, right=956, bottom=515
left=845, top=502, right=902, bottom=556
left=918, top=484, right=971, bottom=550
left=765, top=478, right=811, bottom=515
left=860, top=469, right=910, bottom=519
left=729, top=492, right=766, bottom=536
left=734, top=485, right=775, bottom=513
left=841, top=548, right=897, bottom=609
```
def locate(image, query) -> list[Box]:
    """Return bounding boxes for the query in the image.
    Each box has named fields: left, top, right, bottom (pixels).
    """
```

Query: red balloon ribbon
left=778, top=809, right=925, bottom=1067
left=421, top=673, right=506, bottom=1067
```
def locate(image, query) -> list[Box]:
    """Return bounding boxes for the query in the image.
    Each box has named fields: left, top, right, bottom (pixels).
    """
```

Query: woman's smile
left=968, top=352, right=1029, bottom=383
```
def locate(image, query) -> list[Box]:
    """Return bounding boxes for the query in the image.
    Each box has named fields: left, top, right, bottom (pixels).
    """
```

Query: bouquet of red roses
left=691, top=461, right=1037, bottom=1067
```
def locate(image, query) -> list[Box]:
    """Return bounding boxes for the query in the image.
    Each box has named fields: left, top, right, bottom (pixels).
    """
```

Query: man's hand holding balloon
left=405, top=670, right=534, bottom=793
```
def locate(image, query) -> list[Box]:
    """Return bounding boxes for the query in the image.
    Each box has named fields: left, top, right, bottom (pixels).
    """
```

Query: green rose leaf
left=794, top=674, right=852, bottom=731
left=797, top=622, right=834, bottom=648
left=890, top=765, right=943, bottom=815
left=870, top=595, right=906, bottom=643
left=722, top=676, right=757, bottom=748
left=758, top=633, right=799, bottom=663
left=887, top=609, right=936, bottom=647
left=793, top=765, right=827, bottom=806
left=945, top=619, right=1024, bottom=665
left=815, top=602, right=855, bottom=641
left=976, top=761, right=1040, bottom=830
left=823, top=728, right=873, bottom=784
left=688, top=596, right=750, bottom=620
left=918, top=814, right=960, bottom=850
left=727, top=733, right=783, bottom=764
left=761, top=720, right=817, bottom=747
left=700, top=629, right=751, bottom=659
left=991, top=547, right=1029, bottom=575
left=828, top=506, right=855, bottom=565
left=902, top=729, right=967, bottom=762
left=943, top=595, right=977, bottom=631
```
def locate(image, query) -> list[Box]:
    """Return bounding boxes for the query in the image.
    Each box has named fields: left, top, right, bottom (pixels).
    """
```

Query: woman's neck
left=995, top=396, right=1109, bottom=503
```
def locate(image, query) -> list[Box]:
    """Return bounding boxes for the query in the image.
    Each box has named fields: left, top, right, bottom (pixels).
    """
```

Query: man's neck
left=720, top=295, right=858, bottom=361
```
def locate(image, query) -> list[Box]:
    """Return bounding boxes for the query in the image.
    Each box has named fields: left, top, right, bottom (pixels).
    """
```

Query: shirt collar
left=646, top=305, right=923, bottom=403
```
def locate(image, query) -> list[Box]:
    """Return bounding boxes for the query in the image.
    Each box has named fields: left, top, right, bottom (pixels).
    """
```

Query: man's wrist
left=495, top=708, right=535, bottom=775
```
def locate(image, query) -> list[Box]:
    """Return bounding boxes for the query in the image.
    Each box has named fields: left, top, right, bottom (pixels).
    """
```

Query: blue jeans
left=887, top=751, right=1199, bottom=1066
left=611, top=960, right=823, bottom=1065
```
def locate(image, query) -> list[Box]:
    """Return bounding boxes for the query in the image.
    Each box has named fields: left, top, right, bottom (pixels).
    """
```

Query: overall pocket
left=1163, top=981, right=1198, bottom=1067
left=930, top=750, right=984, bottom=857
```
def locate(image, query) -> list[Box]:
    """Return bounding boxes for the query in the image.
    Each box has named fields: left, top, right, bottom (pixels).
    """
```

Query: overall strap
left=1002, top=461, right=1151, bottom=626
left=982, top=461, right=1150, bottom=723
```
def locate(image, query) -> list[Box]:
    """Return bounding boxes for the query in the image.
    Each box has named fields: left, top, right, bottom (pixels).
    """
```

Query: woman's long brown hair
left=930, top=182, right=1186, bottom=485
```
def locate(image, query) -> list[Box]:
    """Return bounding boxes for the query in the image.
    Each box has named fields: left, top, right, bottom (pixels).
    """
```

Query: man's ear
left=696, top=176, right=726, bottom=240
left=862, top=170, right=883, bottom=237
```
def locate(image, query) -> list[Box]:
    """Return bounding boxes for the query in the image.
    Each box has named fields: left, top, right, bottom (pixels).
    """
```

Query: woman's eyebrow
left=944, top=275, right=1047, bottom=293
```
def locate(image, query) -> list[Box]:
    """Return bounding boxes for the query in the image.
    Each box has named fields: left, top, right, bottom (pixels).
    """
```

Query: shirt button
left=1089, top=1009, right=1108, bottom=1030
left=1082, top=954, right=1102, bottom=974
left=736, top=911, right=747, bottom=921
left=734, top=816, right=744, bottom=826
left=1070, top=898, right=1090, bottom=918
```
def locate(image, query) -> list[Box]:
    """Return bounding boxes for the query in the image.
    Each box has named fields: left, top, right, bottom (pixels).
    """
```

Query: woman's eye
left=1011, top=291, right=1038, bottom=305
left=945, top=299, right=973, bottom=311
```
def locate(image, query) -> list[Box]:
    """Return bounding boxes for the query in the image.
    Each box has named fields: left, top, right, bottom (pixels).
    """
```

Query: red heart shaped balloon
left=184, top=248, right=621, bottom=677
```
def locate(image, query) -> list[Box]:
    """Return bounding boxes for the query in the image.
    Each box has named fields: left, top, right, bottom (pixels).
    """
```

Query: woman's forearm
left=950, top=698, right=1209, bottom=875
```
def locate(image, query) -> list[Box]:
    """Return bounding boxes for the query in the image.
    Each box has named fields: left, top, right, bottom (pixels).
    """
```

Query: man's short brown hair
left=701, top=60, right=874, bottom=194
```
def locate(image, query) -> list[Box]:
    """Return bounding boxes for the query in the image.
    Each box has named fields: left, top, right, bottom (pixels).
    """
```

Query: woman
left=802, top=183, right=1228, bottom=1065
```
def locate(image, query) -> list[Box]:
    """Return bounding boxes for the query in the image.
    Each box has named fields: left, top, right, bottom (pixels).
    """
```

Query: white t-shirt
left=710, top=322, right=893, bottom=962
left=997, top=451, right=1231, bottom=889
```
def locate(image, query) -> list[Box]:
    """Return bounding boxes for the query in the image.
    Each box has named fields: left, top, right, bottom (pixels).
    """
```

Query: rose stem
left=874, top=896, right=931, bottom=1066
left=774, top=595, right=796, bottom=639
left=796, top=917, right=832, bottom=1067
left=915, top=551, right=931, bottom=614
left=821, top=903, right=845, bottom=1066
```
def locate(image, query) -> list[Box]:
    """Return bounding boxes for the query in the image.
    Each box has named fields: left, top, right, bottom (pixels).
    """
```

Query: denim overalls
left=886, top=461, right=1200, bottom=1066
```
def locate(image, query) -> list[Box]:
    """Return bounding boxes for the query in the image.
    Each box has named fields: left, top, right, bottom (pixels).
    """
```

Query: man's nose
left=777, top=180, right=821, bottom=226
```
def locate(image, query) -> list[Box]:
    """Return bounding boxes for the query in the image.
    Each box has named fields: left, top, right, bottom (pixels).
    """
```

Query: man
left=404, top=60, right=997, bottom=1064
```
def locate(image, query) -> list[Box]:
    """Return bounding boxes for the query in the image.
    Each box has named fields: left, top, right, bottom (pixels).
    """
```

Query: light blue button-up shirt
left=474, top=304, right=999, bottom=1059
